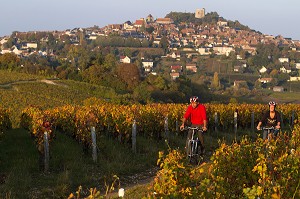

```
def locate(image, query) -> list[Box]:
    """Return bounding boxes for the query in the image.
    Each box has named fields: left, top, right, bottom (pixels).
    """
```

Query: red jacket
left=183, top=104, right=207, bottom=125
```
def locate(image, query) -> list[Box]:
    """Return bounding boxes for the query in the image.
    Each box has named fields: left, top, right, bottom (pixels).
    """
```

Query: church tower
left=195, top=8, right=205, bottom=18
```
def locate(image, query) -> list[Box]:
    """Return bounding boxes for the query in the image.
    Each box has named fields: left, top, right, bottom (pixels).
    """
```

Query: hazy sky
left=1, top=0, right=299, bottom=40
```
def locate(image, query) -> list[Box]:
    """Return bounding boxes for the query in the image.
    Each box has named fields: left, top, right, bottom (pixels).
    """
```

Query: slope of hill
left=0, top=70, right=119, bottom=126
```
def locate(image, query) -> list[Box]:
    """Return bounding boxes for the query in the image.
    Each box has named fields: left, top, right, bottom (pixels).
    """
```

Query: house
left=273, top=86, right=284, bottom=92
left=289, top=76, right=300, bottom=81
left=134, top=19, right=145, bottom=28
left=123, top=21, right=134, bottom=30
left=280, top=66, right=292, bottom=73
left=170, top=52, right=181, bottom=59
left=233, top=80, right=248, bottom=89
left=0, top=37, right=8, bottom=45
left=142, top=60, right=154, bottom=72
left=234, top=65, right=242, bottom=72
left=217, top=20, right=228, bottom=27
left=120, top=56, right=131, bottom=63
left=170, top=72, right=180, bottom=80
left=0, top=49, right=11, bottom=54
left=12, top=46, right=22, bottom=55
left=278, top=57, right=289, bottom=63
left=87, top=34, right=98, bottom=40
left=236, top=55, right=243, bottom=60
left=26, top=42, right=38, bottom=49
left=213, top=46, right=234, bottom=56
left=198, top=47, right=210, bottom=55
left=295, top=63, right=300, bottom=70
left=258, top=78, right=273, bottom=83
left=107, top=24, right=122, bottom=31
left=156, top=18, right=174, bottom=24
left=186, top=63, right=197, bottom=73
left=259, top=66, right=267, bottom=73
left=170, top=65, right=182, bottom=73
left=145, top=14, right=154, bottom=23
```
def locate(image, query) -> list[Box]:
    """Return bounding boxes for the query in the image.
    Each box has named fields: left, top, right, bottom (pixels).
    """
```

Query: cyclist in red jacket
left=180, top=96, right=207, bottom=155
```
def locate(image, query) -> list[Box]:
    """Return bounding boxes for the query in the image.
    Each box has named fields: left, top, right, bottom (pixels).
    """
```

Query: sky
left=1, top=0, right=300, bottom=40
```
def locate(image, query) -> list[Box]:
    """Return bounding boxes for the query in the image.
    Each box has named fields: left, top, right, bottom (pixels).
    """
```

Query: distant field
left=0, top=70, right=44, bottom=84
left=268, top=91, right=300, bottom=104
left=218, top=73, right=259, bottom=82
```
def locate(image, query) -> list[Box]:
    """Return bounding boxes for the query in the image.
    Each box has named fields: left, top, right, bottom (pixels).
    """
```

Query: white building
left=213, top=46, right=234, bottom=56
left=120, top=56, right=131, bottom=63
left=142, top=60, right=154, bottom=72
left=259, top=66, right=267, bottom=73
left=278, top=57, right=289, bottom=63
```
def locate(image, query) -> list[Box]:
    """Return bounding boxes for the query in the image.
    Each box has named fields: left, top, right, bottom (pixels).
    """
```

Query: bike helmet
left=268, top=101, right=276, bottom=106
left=190, top=96, right=199, bottom=103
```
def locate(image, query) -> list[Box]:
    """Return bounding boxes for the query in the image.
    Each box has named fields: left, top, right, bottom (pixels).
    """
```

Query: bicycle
left=259, top=126, right=280, bottom=141
left=181, top=126, right=204, bottom=165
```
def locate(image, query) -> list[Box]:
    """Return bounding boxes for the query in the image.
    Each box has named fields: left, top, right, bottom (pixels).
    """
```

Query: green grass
left=269, top=91, right=300, bottom=103
left=0, top=128, right=171, bottom=198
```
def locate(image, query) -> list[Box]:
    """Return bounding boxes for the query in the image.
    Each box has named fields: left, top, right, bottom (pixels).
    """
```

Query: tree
left=153, top=75, right=168, bottom=90
left=81, top=65, right=103, bottom=84
left=145, top=26, right=155, bottom=34
left=125, top=37, right=140, bottom=47
left=254, top=80, right=262, bottom=89
left=116, top=63, right=141, bottom=90
left=133, top=82, right=153, bottom=103
left=2, top=37, right=15, bottom=49
left=269, top=69, right=278, bottom=77
left=0, top=53, right=20, bottom=71
left=159, top=36, right=169, bottom=54
left=103, top=54, right=117, bottom=71
left=277, top=73, right=289, bottom=85
left=211, top=72, right=221, bottom=90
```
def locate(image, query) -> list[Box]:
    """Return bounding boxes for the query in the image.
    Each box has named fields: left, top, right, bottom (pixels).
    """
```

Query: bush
left=148, top=125, right=300, bottom=198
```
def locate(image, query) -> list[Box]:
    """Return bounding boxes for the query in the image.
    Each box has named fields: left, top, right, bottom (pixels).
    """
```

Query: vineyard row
left=14, top=100, right=299, bottom=149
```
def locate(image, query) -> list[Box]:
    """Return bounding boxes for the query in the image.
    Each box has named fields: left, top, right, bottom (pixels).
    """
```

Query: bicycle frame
left=260, top=126, right=279, bottom=141
left=184, top=126, right=204, bottom=164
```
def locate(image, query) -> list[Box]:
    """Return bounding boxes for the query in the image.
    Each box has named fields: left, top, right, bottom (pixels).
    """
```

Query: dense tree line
left=166, top=11, right=252, bottom=32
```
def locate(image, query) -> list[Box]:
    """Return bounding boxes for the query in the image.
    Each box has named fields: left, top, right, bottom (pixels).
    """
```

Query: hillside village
left=1, top=9, right=300, bottom=102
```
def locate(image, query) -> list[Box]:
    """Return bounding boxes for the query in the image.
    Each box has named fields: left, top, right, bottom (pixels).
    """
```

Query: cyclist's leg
left=186, top=129, right=192, bottom=156
left=273, top=129, right=279, bottom=137
left=263, top=130, right=268, bottom=140
left=198, top=130, right=204, bottom=155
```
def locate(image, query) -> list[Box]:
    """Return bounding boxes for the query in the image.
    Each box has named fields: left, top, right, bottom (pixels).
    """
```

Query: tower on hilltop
left=195, top=8, right=205, bottom=18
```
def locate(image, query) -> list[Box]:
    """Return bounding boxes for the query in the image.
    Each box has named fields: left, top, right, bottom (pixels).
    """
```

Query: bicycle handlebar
left=258, top=126, right=279, bottom=130
left=181, top=126, right=204, bottom=132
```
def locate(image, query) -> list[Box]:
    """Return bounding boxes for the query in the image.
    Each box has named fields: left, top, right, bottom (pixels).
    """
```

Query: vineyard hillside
left=0, top=70, right=119, bottom=126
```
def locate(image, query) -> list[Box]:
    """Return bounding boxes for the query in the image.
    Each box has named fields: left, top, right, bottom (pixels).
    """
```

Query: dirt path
left=0, top=78, right=67, bottom=90
left=118, top=167, right=158, bottom=188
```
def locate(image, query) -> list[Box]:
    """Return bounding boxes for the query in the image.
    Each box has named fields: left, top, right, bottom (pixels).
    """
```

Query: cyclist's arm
left=203, top=119, right=207, bottom=131
left=275, top=121, right=281, bottom=129
left=257, top=121, right=262, bottom=130
left=201, top=106, right=207, bottom=131
left=275, top=111, right=281, bottom=129
left=180, top=117, right=187, bottom=130
left=257, top=111, right=268, bottom=130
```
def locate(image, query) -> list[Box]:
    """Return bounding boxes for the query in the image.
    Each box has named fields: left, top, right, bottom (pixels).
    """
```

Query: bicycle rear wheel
left=196, top=140, right=204, bottom=164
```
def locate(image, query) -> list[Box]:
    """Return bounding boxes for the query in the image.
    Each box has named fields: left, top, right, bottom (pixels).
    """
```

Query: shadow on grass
left=0, top=128, right=171, bottom=198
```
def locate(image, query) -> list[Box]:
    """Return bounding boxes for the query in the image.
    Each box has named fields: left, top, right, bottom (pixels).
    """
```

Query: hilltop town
left=1, top=10, right=300, bottom=103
